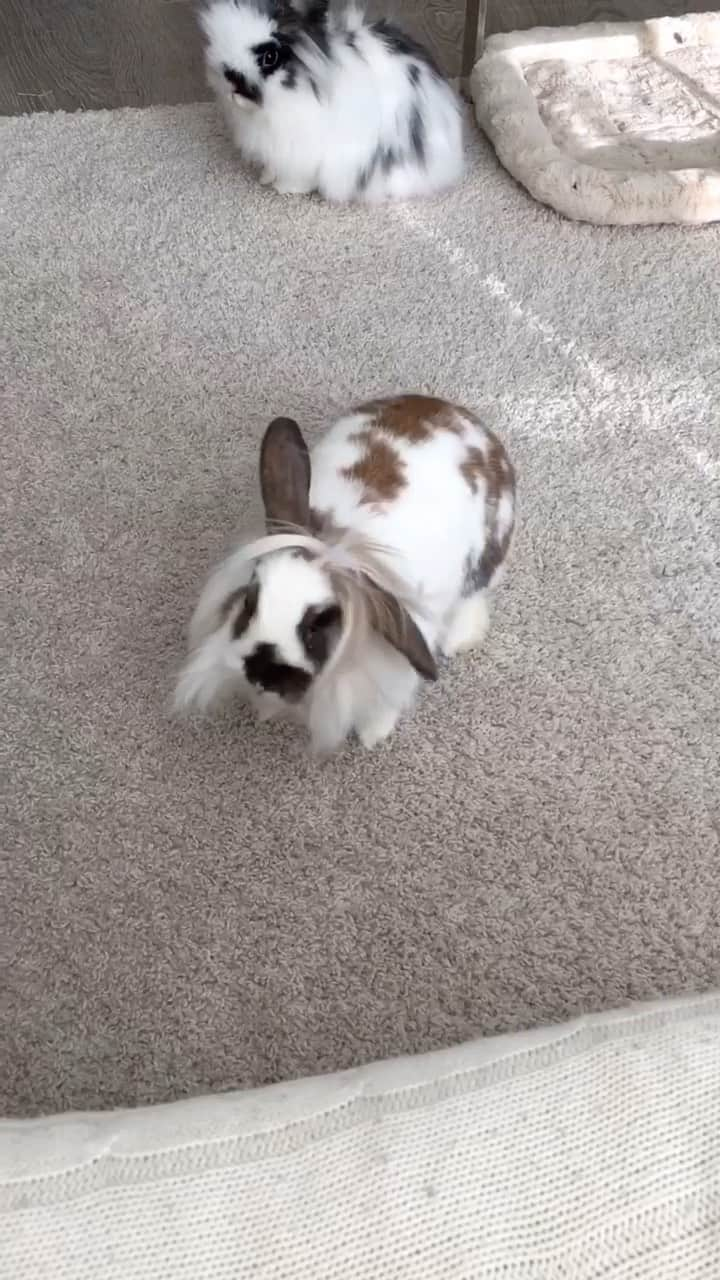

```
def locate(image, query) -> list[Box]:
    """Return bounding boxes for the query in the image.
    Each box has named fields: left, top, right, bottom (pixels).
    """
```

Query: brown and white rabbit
left=175, top=396, right=516, bottom=753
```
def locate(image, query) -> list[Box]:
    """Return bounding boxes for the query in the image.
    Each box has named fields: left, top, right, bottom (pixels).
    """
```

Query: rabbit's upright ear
left=260, top=417, right=311, bottom=529
left=367, top=584, right=438, bottom=682
left=272, top=0, right=323, bottom=34
left=282, top=0, right=328, bottom=22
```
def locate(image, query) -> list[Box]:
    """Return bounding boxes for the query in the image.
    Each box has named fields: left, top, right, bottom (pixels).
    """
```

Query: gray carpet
left=2, top=105, right=719, bottom=1119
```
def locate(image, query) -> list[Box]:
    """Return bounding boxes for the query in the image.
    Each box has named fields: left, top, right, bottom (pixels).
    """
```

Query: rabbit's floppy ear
left=260, top=417, right=311, bottom=529
left=366, top=583, right=438, bottom=682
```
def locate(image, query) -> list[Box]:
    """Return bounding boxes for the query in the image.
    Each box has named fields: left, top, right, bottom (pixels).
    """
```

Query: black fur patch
left=281, top=2, right=330, bottom=57
left=244, top=642, right=312, bottom=701
left=372, top=20, right=441, bottom=77
left=356, top=152, right=377, bottom=193
left=255, top=0, right=325, bottom=41
left=303, top=0, right=330, bottom=37
left=407, top=63, right=421, bottom=87
left=310, top=28, right=330, bottom=57
left=356, top=144, right=402, bottom=193
left=409, top=106, right=425, bottom=164
left=223, top=66, right=261, bottom=104
left=298, top=603, right=342, bottom=668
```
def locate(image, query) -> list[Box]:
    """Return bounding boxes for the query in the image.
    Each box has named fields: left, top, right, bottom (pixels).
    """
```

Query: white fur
left=442, top=592, right=490, bottom=656
left=175, top=405, right=515, bottom=754
left=201, top=1, right=465, bottom=202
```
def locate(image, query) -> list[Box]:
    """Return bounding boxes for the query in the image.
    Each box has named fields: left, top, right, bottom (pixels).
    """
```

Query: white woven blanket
left=2, top=994, right=719, bottom=1278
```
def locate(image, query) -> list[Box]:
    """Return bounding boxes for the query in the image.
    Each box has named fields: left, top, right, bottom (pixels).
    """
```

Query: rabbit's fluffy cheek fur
left=182, top=549, right=343, bottom=717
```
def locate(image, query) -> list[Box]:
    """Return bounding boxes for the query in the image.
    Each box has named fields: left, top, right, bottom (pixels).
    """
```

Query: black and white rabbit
left=201, top=0, right=465, bottom=201
left=175, top=396, right=516, bottom=754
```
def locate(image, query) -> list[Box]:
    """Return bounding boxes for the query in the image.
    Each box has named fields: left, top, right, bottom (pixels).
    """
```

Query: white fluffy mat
left=2, top=994, right=720, bottom=1279
left=472, top=11, right=720, bottom=225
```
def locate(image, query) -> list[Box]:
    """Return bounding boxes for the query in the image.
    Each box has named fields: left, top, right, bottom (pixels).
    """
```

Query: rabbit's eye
left=311, top=607, right=341, bottom=632
left=254, top=40, right=287, bottom=76
left=299, top=604, right=342, bottom=666
left=260, top=46, right=279, bottom=71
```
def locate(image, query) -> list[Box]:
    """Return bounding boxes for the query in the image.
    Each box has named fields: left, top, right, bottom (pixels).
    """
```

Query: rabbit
left=200, top=0, right=465, bottom=201
left=175, top=395, right=516, bottom=755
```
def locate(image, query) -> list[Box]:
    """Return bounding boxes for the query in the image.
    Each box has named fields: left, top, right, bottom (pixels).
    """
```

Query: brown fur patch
left=460, top=431, right=516, bottom=499
left=461, top=429, right=516, bottom=592
left=356, top=396, right=464, bottom=443
left=219, top=580, right=259, bottom=637
left=342, top=432, right=406, bottom=504
left=486, top=433, right=514, bottom=496
left=460, top=447, right=488, bottom=494
left=470, top=526, right=513, bottom=593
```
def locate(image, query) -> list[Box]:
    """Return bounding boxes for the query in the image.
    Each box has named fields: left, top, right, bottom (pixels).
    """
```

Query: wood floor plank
left=1, top=0, right=467, bottom=113
left=105, top=0, right=209, bottom=109
left=0, top=0, right=209, bottom=115
left=2, top=0, right=717, bottom=117
left=0, top=0, right=114, bottom=115
left=488, top=1, right=716, bottom=38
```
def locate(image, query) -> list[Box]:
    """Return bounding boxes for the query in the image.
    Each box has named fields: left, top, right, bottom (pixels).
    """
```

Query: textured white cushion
left=472, top=13, right=720, bottom=225
left=2, top=993, right=719, bottom=1278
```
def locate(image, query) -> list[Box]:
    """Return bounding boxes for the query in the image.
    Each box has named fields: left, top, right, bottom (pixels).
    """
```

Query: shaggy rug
left=1, top=103, right=719, bottom=1117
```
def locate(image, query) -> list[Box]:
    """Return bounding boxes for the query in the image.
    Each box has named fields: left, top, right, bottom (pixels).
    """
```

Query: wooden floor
left=0, top=0, right=208, bottom=115
left=0, top=0, right=715, bottom=116
left=0, top=0, right=464, bottom=114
